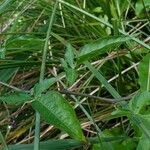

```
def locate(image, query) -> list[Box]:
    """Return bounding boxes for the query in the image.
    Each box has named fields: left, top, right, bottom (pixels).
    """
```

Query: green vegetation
left=0, top=0, right=150, bottom=149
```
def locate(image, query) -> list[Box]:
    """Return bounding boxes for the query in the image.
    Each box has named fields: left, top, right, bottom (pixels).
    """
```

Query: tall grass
left=0, top=0, right=149, bottom=149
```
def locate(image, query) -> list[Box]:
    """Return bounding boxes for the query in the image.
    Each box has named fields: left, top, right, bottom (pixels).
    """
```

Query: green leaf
left=61, top=58, right=68, bottom=70
left=85, top=61, right=121, bottom=99
left=78, top=36, right=131, bottom=62
left=111, top=109, right=131, bottom=119
left=7, top=136, right=125, bottom=150
left=0, top=0, right=15, bottom=15
left=5, top=36, right=44, bottom=52
left=0, top=68, right=17, bottom=82
left=129, top=91, right=150, bottom=114
left=138, top=53, right=150, bottom=92
left=65, top=43, right=75, bottom=69
left=130, top=114, right=150, bottom=139
left=135, top=0, right=150, bottom=16
left=66, top=68, right=78, bottom=85
left=0, top=92, right=31, bottom=105
left=32, top=91, right=86, bottom=142
left=92, top=138, right=136, bottom=150
left=61, top=58, right=78, bottom=85
left=137, top=134, right=150, bottom=150
left=7, top=139, right=82, bottom=150
left=34, top=78, right=57, bottom=96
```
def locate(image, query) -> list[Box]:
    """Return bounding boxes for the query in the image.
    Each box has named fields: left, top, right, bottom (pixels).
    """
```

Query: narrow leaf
left=66, top=68, right=78, bottom=85
left=5, top=36, right=44, bottom=52
left=138, top=53, right=150, bottom=92
left=7, top=136, right=126, bottom=150
left=61, top=58, right=68, bottom=70
left=32, top=91, right=86, bottom=142
left=65, top=43, right=75, bottom=69
left=85, top=61, right=121, bottom=99
left=0, top=92, right=31, bottom=105
left=78, top=36, right=131, bottom=62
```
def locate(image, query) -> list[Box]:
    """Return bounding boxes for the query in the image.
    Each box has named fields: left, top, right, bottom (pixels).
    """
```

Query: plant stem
left=59, top=89, right=136, bottom=103
left=33, top=1, right=59, bottom=150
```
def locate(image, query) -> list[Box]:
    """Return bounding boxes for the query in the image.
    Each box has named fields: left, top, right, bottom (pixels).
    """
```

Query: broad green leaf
left=34, top=78, right=57, bottom=96
left=78, top=36, right=131, bottom=62
left=66, top=68, right=78, bottom=85
left=129, top=91, right=150, bottom=114
left=32, top=91, right=86, bottom=142
left=0, top=92, right=31, bottom=105
left=135, top=0, right=150, bottom=16
left=137, top=134, right=150, bottom=150
left=138, top=53, right=150, bottom=92
left=65, top=43, right=75, bottom=69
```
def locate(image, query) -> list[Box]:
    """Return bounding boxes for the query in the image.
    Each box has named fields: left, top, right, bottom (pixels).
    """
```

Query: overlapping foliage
left=0, top=0, right=149, bottom=149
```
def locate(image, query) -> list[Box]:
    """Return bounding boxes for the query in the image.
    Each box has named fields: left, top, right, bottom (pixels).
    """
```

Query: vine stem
left=33, top=1, right=59, bottom=150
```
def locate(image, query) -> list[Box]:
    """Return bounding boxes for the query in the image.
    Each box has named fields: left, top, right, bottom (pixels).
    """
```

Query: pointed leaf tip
left=32, top=91, right=86, bottom=142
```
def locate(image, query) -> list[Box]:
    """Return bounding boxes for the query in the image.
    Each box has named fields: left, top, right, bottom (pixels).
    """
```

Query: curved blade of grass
left=7, top=136, right=127, bottom=150
left=58, top=0, right=150, bottom=50
left=34, top=1, right=59, bottom=150
left=85, top=61, right=121, bottom=99
left=0, top=131, right=8, bottom=150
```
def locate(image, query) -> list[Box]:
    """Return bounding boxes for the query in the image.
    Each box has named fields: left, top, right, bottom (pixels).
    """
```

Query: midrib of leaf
left=147, top=59, right=150, bottom=91
left=35, top=98, right=80, bottom=138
